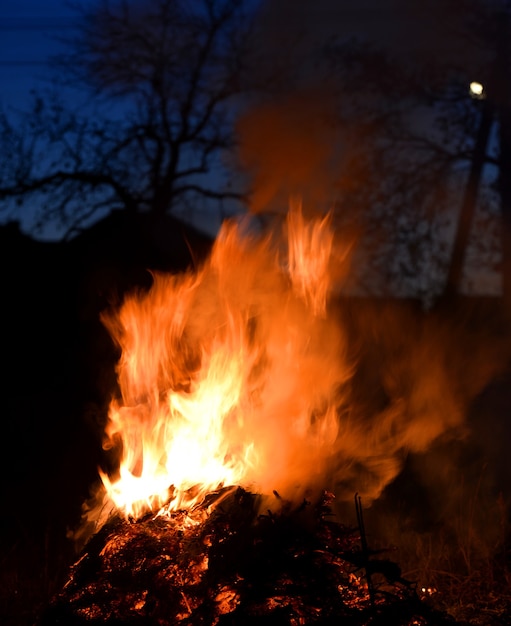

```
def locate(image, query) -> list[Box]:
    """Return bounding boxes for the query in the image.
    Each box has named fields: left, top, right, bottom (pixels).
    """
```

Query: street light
left=469, top=81, right=485, bottom=99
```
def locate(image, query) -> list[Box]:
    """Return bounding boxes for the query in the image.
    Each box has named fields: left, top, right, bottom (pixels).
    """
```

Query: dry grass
left=390, top=494, right=511, bottom=626
left=404, top=534, right=511, bottom=625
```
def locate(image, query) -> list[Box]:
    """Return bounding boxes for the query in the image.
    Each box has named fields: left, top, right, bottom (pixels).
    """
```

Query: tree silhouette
left=322, top=0, right=505, bottom=304
left=2, top=0, right=511, bottom=306
left=0, top=0, right=255, bottom=237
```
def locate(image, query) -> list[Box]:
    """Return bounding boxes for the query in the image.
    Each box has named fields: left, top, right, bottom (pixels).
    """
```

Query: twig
left=354, top=493, right=376, bottom=607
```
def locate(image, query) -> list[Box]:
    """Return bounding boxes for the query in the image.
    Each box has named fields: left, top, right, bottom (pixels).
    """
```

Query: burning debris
left=38, top=488, right=457, bottom=625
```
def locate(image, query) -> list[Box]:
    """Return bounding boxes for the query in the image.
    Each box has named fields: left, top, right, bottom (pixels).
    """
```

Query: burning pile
left=38, top=489, right=456, bottom=625
left=38, top=204, right=466, bottom=624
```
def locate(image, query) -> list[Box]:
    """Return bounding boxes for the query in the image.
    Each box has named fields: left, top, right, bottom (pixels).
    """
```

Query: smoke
left=237, top=0, right=496, bottom=213
left=236, top=90, right=344, bottom=215
left=232, top=0, right=510, bottom=561
left=336, top=297, right=508, bottom=477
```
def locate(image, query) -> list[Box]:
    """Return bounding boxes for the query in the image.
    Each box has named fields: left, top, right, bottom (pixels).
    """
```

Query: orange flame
left=287, top=197, right=334, bottom=316
left=97, top=203, right=352, bottom=520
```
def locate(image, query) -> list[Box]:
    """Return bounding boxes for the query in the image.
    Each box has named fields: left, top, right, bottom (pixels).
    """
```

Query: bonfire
left=38, top=203, right=463, bottom=625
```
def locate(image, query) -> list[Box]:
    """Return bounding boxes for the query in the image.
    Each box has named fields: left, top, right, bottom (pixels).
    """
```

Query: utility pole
left=442, top=7, right=511, bottom=311
left=443, top=92, right=493, bottom=300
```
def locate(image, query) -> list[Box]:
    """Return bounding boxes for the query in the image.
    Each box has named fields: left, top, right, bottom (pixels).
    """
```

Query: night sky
left=0, top=0, right=492, bottom=242
left=0, top=1, right=482, bottom=142
left=0, top=0, right=76, bottom=110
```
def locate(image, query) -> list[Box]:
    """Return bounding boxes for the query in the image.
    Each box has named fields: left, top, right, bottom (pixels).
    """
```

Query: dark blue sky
left=0, top=0, right=76, bottom=111
left=0, top=0, right=230, bottom=239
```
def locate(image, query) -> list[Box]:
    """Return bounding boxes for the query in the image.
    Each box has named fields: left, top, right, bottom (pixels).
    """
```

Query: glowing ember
left=92, top=203, right=351, bottom=522
left=44, top=489, right=439, bottom=625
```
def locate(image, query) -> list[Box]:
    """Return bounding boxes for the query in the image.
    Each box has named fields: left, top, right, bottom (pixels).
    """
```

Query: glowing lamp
left=469, top=81, right=485, bottom=99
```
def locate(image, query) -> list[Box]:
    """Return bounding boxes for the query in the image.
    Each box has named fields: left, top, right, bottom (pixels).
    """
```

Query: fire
left=287, top=197, right=334, bottom=316
left=95, top=202, right=351, bottom=521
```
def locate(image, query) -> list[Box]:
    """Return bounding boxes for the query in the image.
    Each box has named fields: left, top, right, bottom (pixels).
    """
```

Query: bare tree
left=321, top=1, right=503, bottom=305
left=0, top=0, right=255, bottom=237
